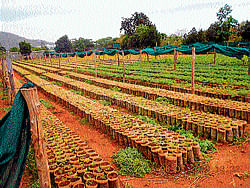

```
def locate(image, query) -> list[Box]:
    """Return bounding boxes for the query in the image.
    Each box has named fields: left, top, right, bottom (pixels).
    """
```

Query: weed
left=40, top=99, right=55, bottom=109
left=112, top=147, right=152, bottom=177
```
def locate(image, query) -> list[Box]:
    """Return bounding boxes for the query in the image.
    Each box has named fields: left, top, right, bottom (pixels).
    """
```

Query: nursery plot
left=13, top=61, right=250, bottom=122
left=24, top=73, right=203, bottom=173
left=41, top=105, right=119, bottom=188
left=13, top=64, right=248, bottom=142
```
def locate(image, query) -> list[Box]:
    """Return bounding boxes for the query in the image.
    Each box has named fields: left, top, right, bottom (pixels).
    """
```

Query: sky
left=0, top=0, right=249, bottom=42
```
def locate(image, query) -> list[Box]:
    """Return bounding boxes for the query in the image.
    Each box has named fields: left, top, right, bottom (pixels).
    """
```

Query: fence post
left=21, top=87, right=51, bottom=188
left=140, top=50, right=142, bottom=73
left=214, top=48, right=216, bottom=65
left=174, top=48, right=177, bottom=70
left=192, top=47, right=195, bottom=94
left=122, top=52, right=125, bottom=83
left=94, top=53, right=97, bottom=77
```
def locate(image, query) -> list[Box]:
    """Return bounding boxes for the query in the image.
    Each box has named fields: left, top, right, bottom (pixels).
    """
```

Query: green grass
left=80, top=118, right=89, bottom=125
left=112, top=147, right=152, bottom=177
left=40, top=75, right=50, bottom=81
left=0, top=96, right=8, bottom=100
left=26, top=146, right=40, bottom=187
left=40, top=99, right=55, bottom=109
left=94, top=100, right=112, bottom=106
left=0, top=107, right=12, bottom=113
left=52, top=81, right=63, bottom=86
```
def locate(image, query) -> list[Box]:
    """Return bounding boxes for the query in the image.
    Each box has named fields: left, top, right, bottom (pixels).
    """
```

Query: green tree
left=183, top=27, right=198, bottom=44
left=121, top=25, right=161, bottom=49
left=73, top=38, right=94, bottom=51
left=9, top=47, right=19, bottom=52
left=55, top=35, right=72, bottom=53
left=239, top=20, right=250, bottom=41
left=216, top=4, right=239, bottom=42
left=19, top=41, right=32, bottom=57
left=120, top=12, right=153, bottom=36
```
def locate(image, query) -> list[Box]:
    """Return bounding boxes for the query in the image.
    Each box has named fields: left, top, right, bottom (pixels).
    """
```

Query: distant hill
left=0, top=31, right=54, bottom=49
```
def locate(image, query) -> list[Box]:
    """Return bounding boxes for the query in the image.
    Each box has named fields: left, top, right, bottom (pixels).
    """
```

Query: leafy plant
left=1, top=96, right=8, bottom=100
left=40, top=99, right=55, bottom=109
left=112, top=147, right=151, bottom=177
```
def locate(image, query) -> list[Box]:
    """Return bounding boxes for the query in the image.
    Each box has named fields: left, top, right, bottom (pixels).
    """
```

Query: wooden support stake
left=174, top=48, right=177, bottom=70
left=248, top=51, right=250, bottom=76
left=192, top=47, right=195, bottom=94
left=214, top=48, right=216, bottom=65
left=147, top=54, right=149, bottom=63
left=21, top=87, right=51, bottom=188
left=117, top=52, right=120, bottom=66
left=86, top=51, right=88, bottom=65
left=140, top=50, right=142, bottom=73
left=58, top=54, right=61, bottom=68
left=122, top=52, right=125, bottom=83
left=94, top=53, right=97, bottom=77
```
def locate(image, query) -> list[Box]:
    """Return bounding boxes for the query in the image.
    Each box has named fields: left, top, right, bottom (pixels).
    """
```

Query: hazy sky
left=1, top=0, right=249, bottom=42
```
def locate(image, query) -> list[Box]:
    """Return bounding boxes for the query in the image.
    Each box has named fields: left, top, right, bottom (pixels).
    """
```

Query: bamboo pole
left=122, top=52, right=125, bottom=83
left=94, top=53, right=97, bottom=77
left=214, top=48, right=216, bottom=65
left=21, top=87, right=51, bottom=188
left=174, top=48, right=177, bottom=70
left=192, top=47, right=195, bottom=94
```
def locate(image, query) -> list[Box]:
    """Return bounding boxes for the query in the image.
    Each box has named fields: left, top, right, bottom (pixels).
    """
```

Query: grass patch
left=85, top=80, right=93, bottom=85
left=110, top=86, right=122, bottom=92
left=26, top=146, right=40, bottom=187
left=52, top=81, right=63, bottom=86
left=40, top=75, right=49, bottom=81
left=155, top=97, right=173, bottom=104
left=70, top=89, right=84, bottom=95
left=0, top=90, right=7, bottom=95
left=19, top=79, right=24, bottom=84
left=112, top=147, right=152, bottom=177
left=1, top=96, right=8, bottom=100
left=0, top=107, right=12, bottom=113
left=51, top=110, right=63, bottom=114
left=40, top=99, right=55, bottom=109
left=95, top=100, right=112, bottom=106
left=80, top=118, right=89, bottom=125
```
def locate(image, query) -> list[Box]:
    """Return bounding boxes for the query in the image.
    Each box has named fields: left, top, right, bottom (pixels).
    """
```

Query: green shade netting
left=0, top=82, right=34, bottom=188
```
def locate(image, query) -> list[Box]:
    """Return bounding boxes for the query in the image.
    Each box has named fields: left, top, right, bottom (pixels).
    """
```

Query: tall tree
left=120, top=12, right=153, bottom=36
left=183, top=27, right=198, bottom=44
left=72, top=38, right=94, bottom=52
left=55, top=35, right=72, bottom=53
left=216, top=4, right=239, bottom=42
left=19, top=41, right=32, bottom=57
left=239, top=20, right=250, bottom=41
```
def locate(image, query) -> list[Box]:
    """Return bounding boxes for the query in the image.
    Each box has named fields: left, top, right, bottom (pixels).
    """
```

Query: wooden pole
left=147, top=53, right=149, bottom=63
left=214, top=48, right=216, bottom=65
left=21, top=87, right=51, bottom=188
left=58, top=54, right=61, bottom=68
left=86, top=51, right=88, bottom=66
left=192, top=47, right=195, bottom=94
left=94, top=53, right=97, bottom=77
left=122, top=51, right=125, bottom=83
left=174, top=48, right=177, bottom=70
left=248, top=51, right=250, bottom=75
left=140, top=50, right=142, bottom=73
left=117, top=52, right=120, bottom=66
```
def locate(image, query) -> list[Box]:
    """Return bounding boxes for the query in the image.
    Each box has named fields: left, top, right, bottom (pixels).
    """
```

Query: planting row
left=41, top=106, right=119, bottom=188
left=14, top=64, right=247, bottom=143
left=40, top=71, right=247, bottom=142
left=56, top=70, right=250, bottom=121
left=13, top=61, right=250, bottom=121
left=16, top=60, right=249, bottom=101
left=24, top=73, right=203, bottom=173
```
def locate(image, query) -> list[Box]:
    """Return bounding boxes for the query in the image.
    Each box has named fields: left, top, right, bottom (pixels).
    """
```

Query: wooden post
left=140, top=50, right=142, bottom=73
left=248, top=51, right=250, bottom=75
left=147, top=53, right=149, bottom=63
left=122, top=52, right=125, bottom=83
left=49, top=54, right=51, bottom=65
left=58, top=54, right=61, bottom=68
left=117, top=52, right=120, bottom=66
left=94, top=53, right=97, bottom=77
left=192, top=47, right=195, bottom=94
left=21, top=87, right=51, bottom=188
left=174, top=48, right=177, bottom=70
left=214, top=48, right=216, bottom=65
left=86, top=51, right=88, bottom=66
